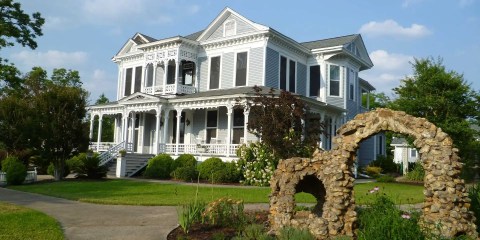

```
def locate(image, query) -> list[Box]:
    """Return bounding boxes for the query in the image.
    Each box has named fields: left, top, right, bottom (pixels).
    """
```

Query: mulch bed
left=167, top=210, right=270, bottom=240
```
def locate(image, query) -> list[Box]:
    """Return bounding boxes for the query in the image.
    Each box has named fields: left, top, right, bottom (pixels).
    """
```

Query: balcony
left=143, top=84, right=196, bottom=95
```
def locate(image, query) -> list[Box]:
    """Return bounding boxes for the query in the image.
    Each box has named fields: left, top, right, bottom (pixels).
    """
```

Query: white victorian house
left=88, top=8, right=384, bottom=175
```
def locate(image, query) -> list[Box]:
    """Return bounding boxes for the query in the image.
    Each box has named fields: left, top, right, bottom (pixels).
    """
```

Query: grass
left=9, top=179, right=424, bottom=206
left=0, top=201, right=64, bottom=240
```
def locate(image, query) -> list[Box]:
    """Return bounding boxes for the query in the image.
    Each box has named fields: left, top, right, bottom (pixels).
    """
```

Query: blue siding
left=265, top=47, right=279, bottom=88
left=198, top=57, right=208, bottom=92
left=297, top=63, right=306, bottom=96
left=222, top=52, right=234, bottom=89
left=358, top=136, right=375, bottom=166
left=248, top=47, right=264, bottom=86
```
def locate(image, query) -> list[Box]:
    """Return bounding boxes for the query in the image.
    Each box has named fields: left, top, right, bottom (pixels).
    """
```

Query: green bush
left=236, top=142, right=277, bottom=186
left=406, top=163, right=424, bottom=182
left=357, top=196, right=423, bottom=240
left=224, top=161, right=242, bottom=183
left=468, top=183, right=480, bottom=234
left=197, top=157, right=226, bottom=183
left=2, top=156, right=27, bottom=185
left=144, top=153, right=174, bottom=179
left=67, top=153, right=107, bottom=179
left=365, top=166, right=382, bottom=178
left=47, top=162, right=70, bottom=178
left=369, top=155, right=400, bottom=174
left=234, top=224, right=273, bottom=240
left=171, top=166, right=198, bottom=182
left=277, top=227, right=315, bottom=240
left=376, top=175, right=396, bottom=183
left=202, top=197, right=246, bottom=228
left=173, top=154, right=197, bottom=169
left=177, top=200, right=206, bottom=234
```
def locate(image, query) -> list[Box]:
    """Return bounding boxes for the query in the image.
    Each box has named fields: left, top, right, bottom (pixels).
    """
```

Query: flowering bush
left=236, top=142, right=278, bottom=186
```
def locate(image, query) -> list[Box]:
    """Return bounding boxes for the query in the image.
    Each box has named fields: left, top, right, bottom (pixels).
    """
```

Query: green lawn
left=9, top=179, right=424, bottom=205
left=0, top=201, right=64, bottom=240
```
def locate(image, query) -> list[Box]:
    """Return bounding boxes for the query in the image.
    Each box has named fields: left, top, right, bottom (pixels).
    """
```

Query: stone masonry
left=269, top=108, right=477, bottom=239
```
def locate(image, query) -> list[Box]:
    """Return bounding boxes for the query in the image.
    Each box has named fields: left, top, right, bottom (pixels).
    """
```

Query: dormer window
left=224, top=19, right=236, bottom=37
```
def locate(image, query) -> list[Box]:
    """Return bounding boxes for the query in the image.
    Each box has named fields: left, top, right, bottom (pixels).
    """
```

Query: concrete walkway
left=0, top=187, right=178, bottom=240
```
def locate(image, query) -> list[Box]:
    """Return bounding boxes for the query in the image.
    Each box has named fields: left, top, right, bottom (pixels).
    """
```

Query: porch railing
left=0, top=169, right=37, bottom=185
left=142, top=84, right=196, bottom=95
left=97, top=141, right=134, bottom=166
left=89, top=142, right=115, bottom=152
left=159, top=143, right=240, bottom=157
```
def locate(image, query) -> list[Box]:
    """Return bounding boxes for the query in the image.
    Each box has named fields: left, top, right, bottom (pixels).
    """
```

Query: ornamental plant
left=236, top=142, right=278, bottom=186
left=1, top=156, right=27, bottom=185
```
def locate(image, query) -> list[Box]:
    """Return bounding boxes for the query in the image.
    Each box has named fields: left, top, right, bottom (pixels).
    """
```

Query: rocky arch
left=269, top=108, right=477, bottom=239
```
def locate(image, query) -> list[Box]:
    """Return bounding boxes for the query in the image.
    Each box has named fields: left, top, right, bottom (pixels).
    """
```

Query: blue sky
left=3, top=0, right=479, bottom=103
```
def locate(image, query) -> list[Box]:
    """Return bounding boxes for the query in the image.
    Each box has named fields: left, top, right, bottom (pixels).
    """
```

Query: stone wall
left=269, top=108, right=477, bottom=239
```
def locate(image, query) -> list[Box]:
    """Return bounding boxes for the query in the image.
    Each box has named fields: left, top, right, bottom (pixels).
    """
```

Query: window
left=206, top=110, right=218, bottom=143
left=280, top=56, right=287, bottom=91
left=224, top=20, right=236, bottom=37
left=348, top=68, right=355, bottom=100
left=329, top=65, right=340, bottom=96
left=167, top=63, right=176, bottom=84
left=209, top=56, right=221, bottom=89
left=182, top=61, right=195, bottom=86
left=124, top=68, right=132, bottom=96
left=410, top=149, right=417, bottom=158
left=232, top=109, right=244, bottom=144
left=134, top=66, right=142, bottom=93
left=309, top=65, right=321, bottom=97
left=289, top=60, right=296, bottom=93
left=235, top=52, right=247, bottom=86
left=377, top=135, right=384, bottom=155
left=146, top=64, right=154, bottom=87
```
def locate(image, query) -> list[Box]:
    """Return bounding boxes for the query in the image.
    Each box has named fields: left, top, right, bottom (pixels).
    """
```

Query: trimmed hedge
left=144, top=153, right=174, bottom=179
left=2, top=156, right=27, bottom=185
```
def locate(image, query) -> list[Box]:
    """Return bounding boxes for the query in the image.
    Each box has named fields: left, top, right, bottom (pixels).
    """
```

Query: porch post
left=226, top=105, right=233, bottom=157
left=175, top=109, right=182, bottom=155
left=141, top=64, right=146, bottom=92
left=320, top=112, right=326, bottom=149
left=89, top=114, right=95, bottom=140
left=131, top=112, right=136, bottom=153
left=163, top=109, right=170, bottom=145
left=163, top=61, right=168, bottom=95
left=122, top=113, right=128, bottom=143
left=96, top=114, right=103, bottom=151
left=174, top=60, right=180, bottom=93
left=113, top=115, right=118, bottom=143
left=154, top=106, right=162, bottom=154
left=243, top=107, right=250, bottom=144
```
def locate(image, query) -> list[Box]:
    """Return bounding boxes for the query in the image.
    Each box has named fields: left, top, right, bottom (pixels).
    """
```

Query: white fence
left=0, top=169, right=37, bottom=185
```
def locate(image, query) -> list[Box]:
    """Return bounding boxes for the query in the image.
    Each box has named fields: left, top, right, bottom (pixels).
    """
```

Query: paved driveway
left=0, top=188, right=178, bottom=240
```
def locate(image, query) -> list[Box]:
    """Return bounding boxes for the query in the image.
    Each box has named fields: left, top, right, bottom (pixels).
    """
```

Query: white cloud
left=10, top=50, right=88, bottom=70
left=359, top=20, right=432, bottom=39
left=360, top=50, right=414, bottom=94
left=84, top=69, right=117, bottom=102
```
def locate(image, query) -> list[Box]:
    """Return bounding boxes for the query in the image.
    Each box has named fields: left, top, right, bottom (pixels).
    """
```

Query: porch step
left=107, top=153, right=154, bottom=177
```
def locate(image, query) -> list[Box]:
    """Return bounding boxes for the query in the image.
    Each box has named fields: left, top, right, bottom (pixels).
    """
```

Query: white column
left=96, top=115, right=103, bottom=151
left=141, top=64, right=146, bottom=92
left=154, top=108, right=162, bottom=154
left=175, top=109, right=182, bottom=155
left=174, top=60, right=180, bottom=93
left=226, top=105, right=233, bottom=157
left=113, top=115, right=118, bottom=143
left=130, top=112, right=136, bottom=153
left=163, top=110, right=170, bottom=145
left=243, top=107, right=250, bottom=144
left=89, top=115, right=95, bottom=140
left=163, top=61, right=168, bottom=95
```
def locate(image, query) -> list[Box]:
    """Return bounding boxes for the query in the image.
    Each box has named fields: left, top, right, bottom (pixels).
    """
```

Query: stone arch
left=269, top=108, right=477, bottom=239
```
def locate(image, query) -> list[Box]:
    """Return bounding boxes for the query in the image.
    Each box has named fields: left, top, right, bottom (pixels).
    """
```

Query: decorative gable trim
left=117, top=92, right=162, bottom=104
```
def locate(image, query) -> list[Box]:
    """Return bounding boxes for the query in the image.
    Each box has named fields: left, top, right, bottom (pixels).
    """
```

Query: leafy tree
left=362, top=92, right=391, bottom=109
left=389, top=57, right=480, bottom=179
left=245, top=86, right=324, bottom=159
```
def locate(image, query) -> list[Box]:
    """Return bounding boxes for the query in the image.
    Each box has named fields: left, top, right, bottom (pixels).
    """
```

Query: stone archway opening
left=294, top=174, right=326, bottom=218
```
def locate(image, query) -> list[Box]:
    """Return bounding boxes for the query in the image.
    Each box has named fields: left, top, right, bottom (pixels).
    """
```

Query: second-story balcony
left=143, top=83, right=196, bottom=95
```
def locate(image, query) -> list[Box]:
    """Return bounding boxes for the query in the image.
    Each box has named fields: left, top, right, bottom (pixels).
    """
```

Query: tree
left=245, top=86, right=324, bottom=159
left=0, top=0, right=45, bottom=50
left=362, top=92, right=391, bottom=109
left=91, top=93, right=114, bottom=142
left=389, top=57, right=480, bottom=179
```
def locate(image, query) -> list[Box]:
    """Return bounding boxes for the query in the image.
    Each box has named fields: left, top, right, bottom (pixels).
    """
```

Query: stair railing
left=98, top=141, right=126, bottom=166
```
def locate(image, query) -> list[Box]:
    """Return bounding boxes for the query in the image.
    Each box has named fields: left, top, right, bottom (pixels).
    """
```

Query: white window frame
left=328, top=64, right=341, bottom=97
left=348, top=68, right=356, bottom=101
left=234, top=50, right=249, bottom=87
left=207, top=55, right=222, bottom=90
left=410, top=149, right=417, bottom=158
left=223, top=19, right=237, bottom=37
left=278, top=55, right=297, bottom=93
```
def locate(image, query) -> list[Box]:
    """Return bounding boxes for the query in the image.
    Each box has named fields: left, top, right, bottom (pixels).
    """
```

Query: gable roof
left=184, top=30, right=204, bottom=41
left=359, top=78, right=375, bottom=91
left=196, top=7, right=268, bottom=41
left=301, top=34, right=358, bottom=50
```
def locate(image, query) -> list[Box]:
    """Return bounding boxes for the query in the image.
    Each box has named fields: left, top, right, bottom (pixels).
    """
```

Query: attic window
left=224, top=19, right=236, bottom=37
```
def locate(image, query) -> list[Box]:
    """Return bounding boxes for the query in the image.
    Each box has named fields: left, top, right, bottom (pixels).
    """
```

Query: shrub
left=468, top=183, right=480, bottom=233
left=357, top=196, right=423, bottom=240
left=224, top=161, right=242, bottom=183
left=202, top=197, right=246, bottom=228
left=369, top=155, right=400, bottom=174
left=47, top=162, right=70, bottom=178
left=236, top=142, right=277, bottom=186
left=2, top=156, right=27, bottom=185
left=376, top=175, right=396, bottom=183
left=144, top=153, right=174, bottom=179
left=171, top=166, right=198, bottom=182
left=234, top=224, right=273, bottom=240
left=406, top=163, right=424, bottom=182
left=197, top=157, right=226, bottom=183
left=67, top=153, right=107, bottom=179
left=277, top=227, right=315, bottom=240
left=365, top=166, right=382, bottom=178
left=173, top=154, right=197, bottom=169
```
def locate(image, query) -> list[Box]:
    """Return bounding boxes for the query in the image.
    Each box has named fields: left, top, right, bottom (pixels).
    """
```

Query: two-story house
left=88, top=8, right=384, bottom=175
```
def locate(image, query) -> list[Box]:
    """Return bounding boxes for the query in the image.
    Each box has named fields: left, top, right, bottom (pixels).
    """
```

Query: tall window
left=232, top=108, right=245, bottom=144
left=134, top=66, right=142, bottom=93
left=410, top=149, right=417, bottom=158
left=206, top=110, right=218, bottom=143
left=280, top=56, right=287, bottom=91
left=209, top=56, right=221, bottom=89
left=377, top=135, right=384, bottom=155
left=182, top=61, right=195, bottom=86
left=124, top=68, right=132, bottom=96
left=167, top=63, right=176, bottom=84
left=289, top=60, right=296, bottom=92
left=146, top=64, right=154, bottom=87
left=329, top=65, right=340, bottom=96
left=309, top=65, right=321, bottom=97
left=235, top=52, right=247, bottom=86
left=348, top=68, right=355, bottom=101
